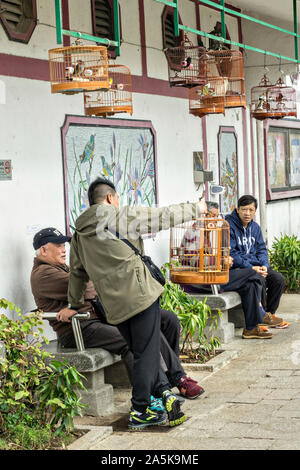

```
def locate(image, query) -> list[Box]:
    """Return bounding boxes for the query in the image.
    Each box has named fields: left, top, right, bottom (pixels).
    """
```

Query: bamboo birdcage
left=205, top=50, right=246, bottom=109
left=84, top=64, right=133, bottom=117
left=165, top=35, right=207, bottom=87
left=189, top=77, right=227, bottom=118
left=251, top=75, right=297, bottom=120
left=169, top=218, right=230, bottom=285
left=49, top=44, right=109, bottom=95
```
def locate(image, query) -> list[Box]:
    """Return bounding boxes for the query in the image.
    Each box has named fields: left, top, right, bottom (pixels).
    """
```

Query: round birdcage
left=84, top=64, right=133, bottom=117
left=205, top=49, right=246, bottom=109
left=165, top=34, right=207, bottom=87
left=189, top=77, right=227, bottom=118
left=169, top=218, right=230, bottom=285
left=251, top=75, right=297, bottom=120
left=48, top=44, right=109, bottom=94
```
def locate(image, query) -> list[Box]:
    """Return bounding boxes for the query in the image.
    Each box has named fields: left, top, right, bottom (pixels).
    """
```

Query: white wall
left=0, top=0, right=299, bottom=331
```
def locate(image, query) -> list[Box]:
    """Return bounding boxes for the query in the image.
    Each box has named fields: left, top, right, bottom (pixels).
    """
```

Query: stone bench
left=28, top=311, right=130, bottom=417
left=187, top=291, right=244, bottom=343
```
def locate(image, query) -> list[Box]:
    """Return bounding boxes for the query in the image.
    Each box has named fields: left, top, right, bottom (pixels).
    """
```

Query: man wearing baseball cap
left=30, top=227, right=134, bottom=372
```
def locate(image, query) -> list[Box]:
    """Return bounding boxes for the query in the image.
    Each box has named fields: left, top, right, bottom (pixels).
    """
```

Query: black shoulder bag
left=109, top=230, right=166, bottom=287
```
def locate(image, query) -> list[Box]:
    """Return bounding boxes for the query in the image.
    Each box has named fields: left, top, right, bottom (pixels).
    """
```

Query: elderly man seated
left=30, top=227, right=204, bottom=401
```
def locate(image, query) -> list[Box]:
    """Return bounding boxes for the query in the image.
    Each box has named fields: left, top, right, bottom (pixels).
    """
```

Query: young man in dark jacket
left=225, top=195, right=285, bottom=330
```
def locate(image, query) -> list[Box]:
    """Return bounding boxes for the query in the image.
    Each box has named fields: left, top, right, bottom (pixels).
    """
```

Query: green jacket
left=68, top=202, right=199, bottom=325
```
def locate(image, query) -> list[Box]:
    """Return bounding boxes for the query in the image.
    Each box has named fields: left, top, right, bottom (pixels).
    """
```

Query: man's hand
left=252, top=266, right=268, bottom=278
left=56, top=307, right=77, bottom=322
left=229, top=256, right=234, bottom=268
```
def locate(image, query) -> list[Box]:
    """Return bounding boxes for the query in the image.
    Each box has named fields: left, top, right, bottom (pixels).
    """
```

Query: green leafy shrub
left=269, top=234, right=300, bottom=293
left=0, top=298, right=86, bottom=438
left=160, top=264, right=221, bottom=360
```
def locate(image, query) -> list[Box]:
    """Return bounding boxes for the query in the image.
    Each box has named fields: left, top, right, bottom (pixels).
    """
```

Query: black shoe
left=162, top=390, right=187, bottom=427
left=128, top=407, right=167, bottom=431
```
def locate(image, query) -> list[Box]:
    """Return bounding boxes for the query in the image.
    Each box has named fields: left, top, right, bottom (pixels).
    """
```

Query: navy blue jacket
left=225, top=209, right=269, bottom=269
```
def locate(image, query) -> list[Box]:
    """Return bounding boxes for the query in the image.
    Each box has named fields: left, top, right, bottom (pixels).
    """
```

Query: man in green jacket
left=68, top=177, right=207, bottom=430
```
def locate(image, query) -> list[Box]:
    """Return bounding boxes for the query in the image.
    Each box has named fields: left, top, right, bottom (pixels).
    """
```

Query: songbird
left=226, top=156, right=234, bottom=177
left=101, top=156, right=115, bottom=177
left=74, top=60, right=84, bottom=77
left=80, top=134, right=95, bottom=163
left=117, top=83, right=124, bottom=91
left=84, top=69, right=93, bottom=78
left=181, top=57, right=193, bottom=69
left=65, top=66, right=74, bottom=81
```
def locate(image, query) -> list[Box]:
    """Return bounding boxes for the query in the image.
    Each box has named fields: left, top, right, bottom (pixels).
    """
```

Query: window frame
left=0, top=0, right=37, bottom=43
left=161, top=5, right=184, bottom=50
left=264, top=119, right=300, bottom=201
left=91, top=0, right=122, bottom=59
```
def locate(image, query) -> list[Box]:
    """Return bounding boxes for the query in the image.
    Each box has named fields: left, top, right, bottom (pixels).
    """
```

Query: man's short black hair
left=88, top=177, right=116, bottom=206
left=206, top=201, right=219, bottom=211
left=238, top=195, right=258, bottom=209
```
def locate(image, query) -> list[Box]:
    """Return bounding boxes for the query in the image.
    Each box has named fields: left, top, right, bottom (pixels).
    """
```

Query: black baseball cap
left=33, top=227, right=71, bottom=250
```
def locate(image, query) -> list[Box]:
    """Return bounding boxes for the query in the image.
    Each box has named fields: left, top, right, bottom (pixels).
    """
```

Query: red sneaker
left=177, top=375, right=205, bottom=399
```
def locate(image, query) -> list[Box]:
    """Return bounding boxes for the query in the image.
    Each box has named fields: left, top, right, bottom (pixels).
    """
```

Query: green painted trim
left=220, top=0, right=226, bottom=39
left=178, top=24, right=299, bottom=63
left=174, top=0, right=179, bottom=37
left=55, top=0, right=63, bottom=44
left=199, top=0, right=300, bottom=39
left=294, top=0, right=299, bottom=61
left=61, top=29, right=119, bottom=46
left=113, top=0, right=120, bottom=56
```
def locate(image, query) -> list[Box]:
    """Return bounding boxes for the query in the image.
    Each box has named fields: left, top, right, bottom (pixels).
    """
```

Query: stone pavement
left=74, top=294, right=300, bottom=450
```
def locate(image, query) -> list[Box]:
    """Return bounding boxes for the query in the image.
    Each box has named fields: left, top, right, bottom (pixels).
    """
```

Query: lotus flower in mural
left=145, top=160, right=155, bottom=178
left=80, top=134, right=95, bottom=163
left=128, top=167, right=143, bottom=204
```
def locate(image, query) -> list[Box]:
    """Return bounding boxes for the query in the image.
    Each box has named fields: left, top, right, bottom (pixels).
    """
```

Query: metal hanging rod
left=154, top=0, right=300, bottom=63
left=54, top=0, right=120, bottom=56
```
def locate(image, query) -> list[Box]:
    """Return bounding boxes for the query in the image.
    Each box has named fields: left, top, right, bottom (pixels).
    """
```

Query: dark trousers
left=116, top=300, right=170, bottom=412
left=260, top=268, right=285, bottom=314
left=59, top=308, right=184, bottom=390
left=222, top=268, right=265, bottom=330
left=160, top=309, right=185, bottom=387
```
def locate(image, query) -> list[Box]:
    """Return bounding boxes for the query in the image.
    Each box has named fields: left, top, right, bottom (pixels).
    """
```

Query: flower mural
left=65, top=124, right=157, bottom=232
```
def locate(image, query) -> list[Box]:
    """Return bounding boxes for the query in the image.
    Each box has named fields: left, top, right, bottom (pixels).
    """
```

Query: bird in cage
left=181, top=57, right=193, bottom=69
left=84, top=68, right=93, bottom=78
left=65, top=66, right=75, bottom=81
left=80, top=134, right=95, bottom=163
left=117, top=83, right=124, bottom=91
left=256, top=93, right=267, bottom=111
left=74, top=60, right=85, bottom=77
left=198, top=83, right=216, bottom=97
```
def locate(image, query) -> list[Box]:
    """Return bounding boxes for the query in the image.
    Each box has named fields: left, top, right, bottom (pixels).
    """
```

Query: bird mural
left=80, top=134, right=95, bottom=163
left=225, top=156, right=234, bottom=177
left=101, top=155, right=115, bottom=177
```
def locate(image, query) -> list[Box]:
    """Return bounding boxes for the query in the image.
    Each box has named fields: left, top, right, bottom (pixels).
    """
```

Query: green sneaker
left=128, top=407, right=167, bottom=431
left=162, top=390, right=187, bottom=427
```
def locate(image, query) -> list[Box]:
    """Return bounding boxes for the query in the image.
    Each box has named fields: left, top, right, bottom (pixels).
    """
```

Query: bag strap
left=107, top=228, right=143, bottom=258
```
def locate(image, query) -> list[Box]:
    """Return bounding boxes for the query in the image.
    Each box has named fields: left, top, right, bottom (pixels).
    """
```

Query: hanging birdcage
left=165, top=34, right=207, bottom=87
left=189, top=77, right=227, bottom=118
left=205, top=49, right=246, bottom=109
left=251, top=75, right=297, bottom=120
left=84, top=64, right=133, bottom=117
left=49, top=44, right=109, bottom=95
left=169, top=218, right=230, bottom=285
